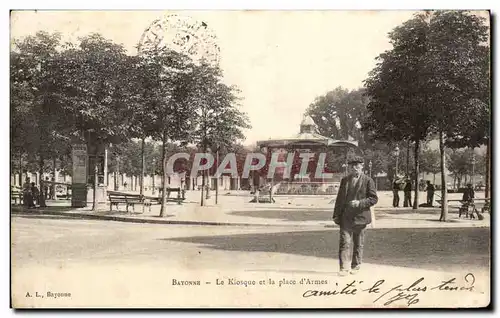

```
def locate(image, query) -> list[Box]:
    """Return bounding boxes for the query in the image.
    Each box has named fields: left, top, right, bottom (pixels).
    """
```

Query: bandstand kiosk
left=255, top=116, right=359, bottom=197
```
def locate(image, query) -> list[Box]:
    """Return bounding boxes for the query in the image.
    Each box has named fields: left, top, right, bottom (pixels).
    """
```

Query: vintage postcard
left=10, top=10, right=491, bottom=308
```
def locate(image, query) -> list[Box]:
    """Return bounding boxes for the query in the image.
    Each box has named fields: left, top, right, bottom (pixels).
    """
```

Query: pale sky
left=11, top=10, right=428, bottom=146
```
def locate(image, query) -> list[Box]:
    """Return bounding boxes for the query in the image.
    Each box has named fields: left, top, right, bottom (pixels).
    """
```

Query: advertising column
left=71, top=144, right=88, bottom=207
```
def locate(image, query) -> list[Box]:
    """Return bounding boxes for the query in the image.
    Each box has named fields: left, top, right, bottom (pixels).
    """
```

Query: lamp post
left=471, top=154, right=476, bottom=186
left=92, top=165, right=98, bottom=211
left=215, top=145, right=220, bottom=205
left=394, top=146, right=400, bottom=178
left=152, top=158, right=156, bottom=195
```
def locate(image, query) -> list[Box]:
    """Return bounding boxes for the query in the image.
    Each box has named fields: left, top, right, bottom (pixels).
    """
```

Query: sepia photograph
left=9, top=9, right=491, bottom=308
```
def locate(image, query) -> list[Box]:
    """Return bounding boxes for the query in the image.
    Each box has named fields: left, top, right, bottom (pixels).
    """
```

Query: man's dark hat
left=347, top=156, right=364, bottom=165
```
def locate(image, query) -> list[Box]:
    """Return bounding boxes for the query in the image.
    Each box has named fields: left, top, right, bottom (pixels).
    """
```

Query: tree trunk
left=270, top=177, right=274, bottom=203
left=201, top=142, right=210, bottom=206
left=433, top=173, right=436, bottom=185
left=91, top=145, right=99, bottom=211
left=159, top=130, right=168, bottom=217
left=205, top=170, right=210, bottom=200
left=215, top=150, right=219, bottom=205
left=152, top=173, right=156, bottom=194
left=406, top=140, right=410, bottom=176
left=485, top=138, right=490, bottom=198
left=201, top=172, right=205, bottom=206
left=412, top=140, right=420, bottom=210
left=38, top=155, right=47, bottom=208
left=52, top=156, right=57, bottom=200
left=115, top=156, right=120, bottom=191
left=140, top=137, right=145, bottom=196
left=92, top=164, right=98, bottom=211
left=439, top=130, right=448, bottom=222
left=18, top=152, right=23, bottom=187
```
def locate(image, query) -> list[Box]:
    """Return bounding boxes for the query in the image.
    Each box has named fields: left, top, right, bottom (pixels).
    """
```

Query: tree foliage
left=11, top=31, right=251, bottom=211
left=306, top=87, right=368, bottom=146
left=420, top=147, right=440, bottom=175
left=363, top=11, right=490, bottom=219
left=305, top=87, right=395, bottom=177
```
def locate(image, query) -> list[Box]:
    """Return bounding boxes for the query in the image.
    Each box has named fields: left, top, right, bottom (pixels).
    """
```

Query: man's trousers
left=339, top=224, right=367, bottom=270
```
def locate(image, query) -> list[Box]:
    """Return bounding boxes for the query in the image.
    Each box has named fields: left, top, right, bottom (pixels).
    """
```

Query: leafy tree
left=306, top=87, right=368, bottom=146
left=188, top=63, right=250, bottom=206
left=364, top=15, right=433, bottom=210
left=364, top=11, right=489, bottom=220
left=120, top=55, right=150, bottom=195
left=473, top=151, right=487, bottom=178
left=54, top=34, right=137, bottom=209
left=433, top=14, right=491, bottom=198
left=57, top=34, right=134, bottom=146
left=424, top=11, right=489, bottom=220
left=420, top=147, right=440, bottom=183
left=231, top=143, right=254, bottom=185
left=305, top=87, right=394, bottom=180
left=134, top=47, right=197, bottom=216
left=446, top=148, right=477, bottom=188
left=11, top=31, right=70, bottom=207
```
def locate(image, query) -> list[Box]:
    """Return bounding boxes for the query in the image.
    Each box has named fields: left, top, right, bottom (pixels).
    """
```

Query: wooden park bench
left=108, top=191, right=152, bottom=213
left=158, top=187, right=186, bottom=205
left=436, top=198, right=490, bottom=219
left=249, top=185, right=277, bottom=203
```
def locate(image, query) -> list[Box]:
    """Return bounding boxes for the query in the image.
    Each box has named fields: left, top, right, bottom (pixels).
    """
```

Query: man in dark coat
left=426, top=181, right=435, bottom=206
left=403, top=177, right=412, bottom=207
left=333, top=156, right=378, bottom=276
left=392, top=178, right=401, bottom=207
left=462, top=183, right=475, bottom=203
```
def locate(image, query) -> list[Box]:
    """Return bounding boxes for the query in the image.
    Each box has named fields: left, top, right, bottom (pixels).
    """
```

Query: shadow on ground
left=230, top=209, right=332, bottom=221
left=11, top=205, right=74, bottom=213
left=10, top=214, right=80, bottom=221
left=165, top=228, right=490, bottom=272
left=229, top=207, right=457, bottom=222
left=11, top=206, right=176, bottom=222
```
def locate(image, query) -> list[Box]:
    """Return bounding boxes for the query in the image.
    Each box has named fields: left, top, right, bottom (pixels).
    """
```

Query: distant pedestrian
left=44, top=177, right=50, bottom=200
left=22, top=177, right=31, bottom=207
left=426, top=181, right=435, bottom=206
left=462, top=183, right=475, bottom=203
left=30, top=182, right=39, bottom=208
left=333, top=156, right=378, bottom=276
left=50, top=177, right=56, bottom=199
left=403, top=177, right=412, bottom=207
left=392, top=178, right=400, bottom=207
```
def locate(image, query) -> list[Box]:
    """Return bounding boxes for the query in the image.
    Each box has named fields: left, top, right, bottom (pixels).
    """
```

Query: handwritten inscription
left=169, top=273, right=478, bottom=307
left=302, top=273, right=476, bottom=307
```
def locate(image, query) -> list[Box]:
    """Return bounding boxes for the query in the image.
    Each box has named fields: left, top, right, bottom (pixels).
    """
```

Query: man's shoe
left=350, top=266, right=360, bottom=275
left=339, top=270, right=349, bottom=277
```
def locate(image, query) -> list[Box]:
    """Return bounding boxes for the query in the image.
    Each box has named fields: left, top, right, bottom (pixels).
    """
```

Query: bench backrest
left=108, top=193, right=143, bottom=202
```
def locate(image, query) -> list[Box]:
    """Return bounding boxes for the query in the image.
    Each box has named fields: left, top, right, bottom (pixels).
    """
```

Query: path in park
left=11, top=216, right=490, bottom=308
left=12, top=190, right=491, bottom=229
